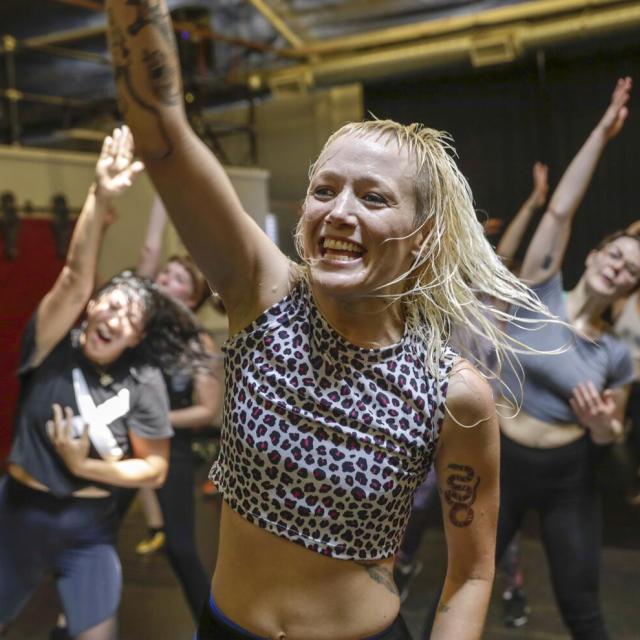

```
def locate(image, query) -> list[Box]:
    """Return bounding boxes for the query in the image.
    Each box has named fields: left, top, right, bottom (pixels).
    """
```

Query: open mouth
left=320, top=237, right=366, bottom=262
left=95, top=323, right=113, bottom=344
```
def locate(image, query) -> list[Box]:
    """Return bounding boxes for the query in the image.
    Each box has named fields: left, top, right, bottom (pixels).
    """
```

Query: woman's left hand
left=569, top=382, right=623, bottom=444
left=47, top=404, right=90, bottom=472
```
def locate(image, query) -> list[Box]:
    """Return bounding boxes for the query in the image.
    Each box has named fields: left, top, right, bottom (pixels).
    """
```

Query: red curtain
left=0, top=219, right=67, bottom=459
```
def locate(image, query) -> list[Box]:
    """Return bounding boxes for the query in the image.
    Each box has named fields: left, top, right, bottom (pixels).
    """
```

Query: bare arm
left=137, top=193, right=168, bottom=278
left=170, top=334, right=222, bottom=429
left=33, top=128, right=144, bottom=366
left=497, top=162, right=548, bottom=265
left=520, top=78, right=632, bottom=286
left=106, top=1, right=290, bottom=328
left=430, top=361, right=499, bottom=640
left=49, top=405, right=169, bottom=488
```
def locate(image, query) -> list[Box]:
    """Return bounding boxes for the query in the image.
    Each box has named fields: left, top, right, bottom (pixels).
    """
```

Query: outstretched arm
left=430, top=361, right=499, bottom=640
left=106, top=1, right=290, bottom=329
left=497, top=162, right=548, bottom=266
left=520, top=77, right=632, bottom=286
left=33, top=127, right=143, bottom=367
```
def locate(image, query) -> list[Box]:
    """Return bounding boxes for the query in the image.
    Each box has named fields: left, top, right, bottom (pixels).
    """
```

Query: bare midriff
left=498, top=399, right=585, bottom=448
left=212, top=502, right=400, bottom=640
left=7, top=463, right=111, bottom=498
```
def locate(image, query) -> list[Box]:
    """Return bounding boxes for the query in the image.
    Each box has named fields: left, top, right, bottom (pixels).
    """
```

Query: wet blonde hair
left=294, top=119, right=552, bottom=386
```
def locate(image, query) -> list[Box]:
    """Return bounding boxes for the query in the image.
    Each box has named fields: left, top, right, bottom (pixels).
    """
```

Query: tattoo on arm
left=541, top=253, right=554, bottom=270
left=443, top=463, right=480, bottom=528
left=126, top=0, right=175, bottom=46
left=107, top=8, right=175, bottom=158
left=356, top=562, right=399, bottom=597
left=142, top=48, right=180, bottom=106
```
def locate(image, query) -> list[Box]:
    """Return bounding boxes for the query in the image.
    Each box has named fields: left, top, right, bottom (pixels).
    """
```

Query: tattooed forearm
left=443, top=463, right=480, bottom=528
left=356, top=562, right=399, bottom=597
left=126, top=0, right=174, bottom=46
left=142, top=48, right=180, bottom=106
left=107, top=3, right=176, bottom=158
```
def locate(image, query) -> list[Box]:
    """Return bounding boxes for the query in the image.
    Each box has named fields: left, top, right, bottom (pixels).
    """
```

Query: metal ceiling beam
left=242, top=0, right=640, bottom=88
left=20, top=9, right=304, bottom=59
left=299, top=0, right=635, bottom=54
left=245, top=0, right=306, bottom=48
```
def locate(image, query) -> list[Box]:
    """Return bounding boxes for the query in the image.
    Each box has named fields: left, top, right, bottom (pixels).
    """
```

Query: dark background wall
left=365, top=41, right=640, bottom=288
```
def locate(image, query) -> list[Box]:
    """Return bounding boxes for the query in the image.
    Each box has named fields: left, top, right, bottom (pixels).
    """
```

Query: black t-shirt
left=164, top=370, right=194, bottom=447
left=9, top=315, right=173, bottom=498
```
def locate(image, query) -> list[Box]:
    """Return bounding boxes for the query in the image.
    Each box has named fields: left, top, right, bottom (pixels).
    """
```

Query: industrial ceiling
left=2, top=0, right=640, bottom=149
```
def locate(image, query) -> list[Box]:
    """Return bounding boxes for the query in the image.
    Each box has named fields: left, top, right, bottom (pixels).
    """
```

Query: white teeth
left=323, top=238, right=363, bottom=254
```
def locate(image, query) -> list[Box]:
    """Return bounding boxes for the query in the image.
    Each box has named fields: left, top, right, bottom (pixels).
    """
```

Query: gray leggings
left=0, top=477, right=120, bottom=638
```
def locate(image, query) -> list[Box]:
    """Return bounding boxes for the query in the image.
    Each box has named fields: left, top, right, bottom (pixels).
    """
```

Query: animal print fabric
left=209, top=280, right=456, bottom=560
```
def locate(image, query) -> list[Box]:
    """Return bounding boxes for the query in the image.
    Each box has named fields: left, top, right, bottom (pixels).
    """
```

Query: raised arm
left=106, top=1, right=290, bottom=328
left=431, top=362, right=499, bottom=640
left=496, top=162, right=548, bottom=266
left=137, top=193, right=168, bottom=278
left=33, top=127, right=143, bottom=366
left=520, top=77, right=632, bottom=286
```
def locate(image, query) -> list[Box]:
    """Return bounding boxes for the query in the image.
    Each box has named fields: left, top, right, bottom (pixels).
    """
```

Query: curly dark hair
left=92, top=271, right=212, bottom=375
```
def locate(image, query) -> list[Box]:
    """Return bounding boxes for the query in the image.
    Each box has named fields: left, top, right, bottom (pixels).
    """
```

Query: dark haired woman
left=0, top=127, right=207, bottom=640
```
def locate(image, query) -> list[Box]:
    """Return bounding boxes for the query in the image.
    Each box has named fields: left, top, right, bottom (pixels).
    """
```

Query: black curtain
left=364, top=44, right=640, bottom=287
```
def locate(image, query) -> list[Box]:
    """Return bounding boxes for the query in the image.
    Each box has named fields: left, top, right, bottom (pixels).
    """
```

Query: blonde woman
left=105, top=3, right=549, bottom=637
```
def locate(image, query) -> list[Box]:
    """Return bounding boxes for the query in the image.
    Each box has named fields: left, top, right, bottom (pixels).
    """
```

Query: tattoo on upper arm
left=443, top=464, right=480, bottom=528
left=356, top=562, right=399, bottom=597
left=542, top=253, right=554, bottom=270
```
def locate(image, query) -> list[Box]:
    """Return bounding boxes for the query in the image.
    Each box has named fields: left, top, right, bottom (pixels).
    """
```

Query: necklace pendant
left=99, top=372, right=114, bottom=387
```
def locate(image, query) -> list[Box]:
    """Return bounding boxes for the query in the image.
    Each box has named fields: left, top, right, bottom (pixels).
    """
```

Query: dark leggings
left=497, top=434, right=609, bottom=640
left=196, top=594, right=413, bottom=640
left=114, top=441, right=210, bottom=620
left=156, top=443, right=210, bottom=618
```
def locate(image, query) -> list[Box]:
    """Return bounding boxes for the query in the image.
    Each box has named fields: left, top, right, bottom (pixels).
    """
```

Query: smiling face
left=300, top=132, right=422, bottom=298
left=585, top=235, right=640, bottom=300
left=155, top=260, right=196, bottom=308
left=81, top=288, right=146, bottom=366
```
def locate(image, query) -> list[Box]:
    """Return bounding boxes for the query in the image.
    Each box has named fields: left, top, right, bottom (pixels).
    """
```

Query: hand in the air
left=95, top=125, right=145, bottom=200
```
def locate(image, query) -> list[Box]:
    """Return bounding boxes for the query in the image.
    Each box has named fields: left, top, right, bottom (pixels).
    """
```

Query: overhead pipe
left=245, top=0, right=307, bottom=48
left=242, top=1, right=640, bottom=89
left=298, top=0, right=631, bottom=55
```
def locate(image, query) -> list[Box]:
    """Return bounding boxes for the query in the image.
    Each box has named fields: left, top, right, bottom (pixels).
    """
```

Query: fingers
left=572, top=382, right=603, bottom=416
left=612, top=76, right=632, bottom=108
left=48, top=404, right=75, bottom=446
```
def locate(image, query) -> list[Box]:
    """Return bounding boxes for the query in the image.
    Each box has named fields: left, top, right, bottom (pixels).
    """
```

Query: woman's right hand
left=531, top=161, right=549, bottom=208
left=596, top=76, right=632, bottom=141
left=95, top=125, right=145, bottom=200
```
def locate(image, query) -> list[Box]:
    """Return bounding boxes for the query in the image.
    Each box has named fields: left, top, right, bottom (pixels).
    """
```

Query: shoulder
left=444, top=358, right=496, bottom=429
left=130, top=363, right=167, bottom=389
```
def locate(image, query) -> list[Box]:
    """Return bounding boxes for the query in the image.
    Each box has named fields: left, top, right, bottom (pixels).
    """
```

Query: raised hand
left=47, top=404, right=90, bottom=473
left=597, top=77, right=632, bottom=141
left=95, top=125, right=145, bottom=200
left=569, top=382, right=623, bottom=444
left=531, top=161, right=549, bottom=208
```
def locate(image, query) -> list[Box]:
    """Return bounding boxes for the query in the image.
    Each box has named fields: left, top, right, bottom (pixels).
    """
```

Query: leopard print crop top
left=209, top=279, right=456, bottom=560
